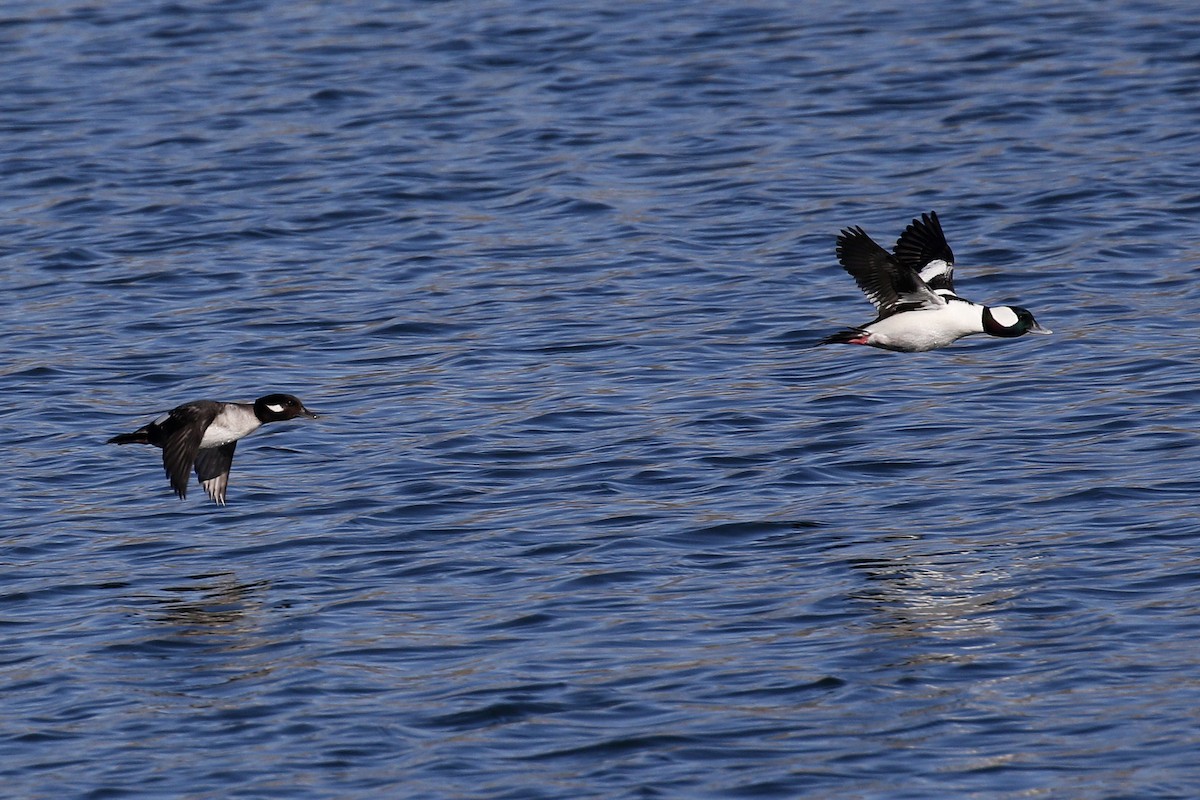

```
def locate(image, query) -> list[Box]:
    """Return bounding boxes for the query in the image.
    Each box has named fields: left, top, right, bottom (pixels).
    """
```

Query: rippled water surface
left=4, top=1, right=1200, bottom=797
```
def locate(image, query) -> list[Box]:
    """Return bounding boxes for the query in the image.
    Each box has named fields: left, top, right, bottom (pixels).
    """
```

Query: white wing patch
left=989, top=306, right=1019, bottom=327
left=918, top=259, right=951, bottom=283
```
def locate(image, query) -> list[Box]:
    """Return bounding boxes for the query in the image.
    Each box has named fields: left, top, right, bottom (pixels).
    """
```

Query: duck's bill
left=301, top=408, right=320, bottom=418
left=1029, top=322, right=1052, bottom=335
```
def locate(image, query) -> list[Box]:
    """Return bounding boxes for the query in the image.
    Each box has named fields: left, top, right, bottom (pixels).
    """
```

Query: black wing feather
left=893, top=211, right=955, bottom=291
left=156, top=402, right=221, bottom=500
left=194, top=442, right=236, bottom=506
left=836, top=226, right=941, bottom=318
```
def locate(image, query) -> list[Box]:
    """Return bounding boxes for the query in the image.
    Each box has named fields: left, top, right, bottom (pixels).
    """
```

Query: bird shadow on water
left=138, top=573, right=273, bottom=631
left=108, top=570, right=288, bottom=683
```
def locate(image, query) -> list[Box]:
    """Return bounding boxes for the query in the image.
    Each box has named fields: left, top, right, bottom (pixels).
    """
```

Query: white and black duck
left=108, top=393, right=317, bottom=505
left=821, top=211, right=1050, bottom=352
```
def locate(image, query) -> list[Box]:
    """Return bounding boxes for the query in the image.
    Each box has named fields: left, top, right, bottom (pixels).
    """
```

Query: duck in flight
left=107, top=393, right=317, bottom=505
left=820, top=211, right=1050, bottom=352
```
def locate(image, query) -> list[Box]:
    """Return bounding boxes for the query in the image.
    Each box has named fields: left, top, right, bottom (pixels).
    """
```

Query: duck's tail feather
left=818, top=328, right=869, bottom=346
left=107, top=431, right=150, bottom=445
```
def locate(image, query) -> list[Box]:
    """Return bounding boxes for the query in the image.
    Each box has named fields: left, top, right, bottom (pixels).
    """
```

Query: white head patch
left=266, top=403, right=285, bottom=413
left=990, top=306, right=1019, bottom=327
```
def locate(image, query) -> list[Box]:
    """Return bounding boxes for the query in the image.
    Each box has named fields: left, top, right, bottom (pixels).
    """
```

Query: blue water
left=4, top=1, right=1200, bottom=797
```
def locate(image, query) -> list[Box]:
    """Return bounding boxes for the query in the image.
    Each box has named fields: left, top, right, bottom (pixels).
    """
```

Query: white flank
left=199, top=405, right=261, bottom=448
left=865, top=302, right=984, bottom=352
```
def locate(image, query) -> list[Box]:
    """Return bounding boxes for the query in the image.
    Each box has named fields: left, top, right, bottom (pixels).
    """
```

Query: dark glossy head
left=982, top=306, right=1051, bottom=338
left=254, top=394, right=318, bottom=422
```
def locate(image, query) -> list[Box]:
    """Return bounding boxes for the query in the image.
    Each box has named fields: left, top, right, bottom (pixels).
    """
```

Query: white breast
left=199, top=405, right=261, bottom=448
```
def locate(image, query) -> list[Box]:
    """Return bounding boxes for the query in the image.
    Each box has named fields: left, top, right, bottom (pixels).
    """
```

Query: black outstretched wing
left=158, top=402, right=221, bottom=500
left=194, top=442, right=237, bottom=506
left=836, top=225, right=943, bottom=318
left=893, top=211, right=955, bottom=292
